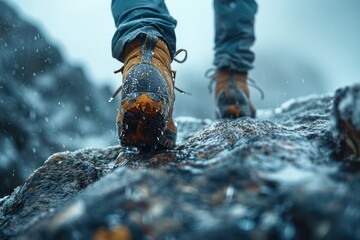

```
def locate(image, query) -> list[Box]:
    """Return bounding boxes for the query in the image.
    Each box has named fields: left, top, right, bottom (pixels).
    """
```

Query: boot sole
left=119, top=92, right=171, bottom=151
left=217, top=104, right=255, bottom=119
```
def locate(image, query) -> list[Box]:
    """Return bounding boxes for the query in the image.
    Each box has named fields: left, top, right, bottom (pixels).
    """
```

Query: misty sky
left=5, top=0, right=360, bottom=117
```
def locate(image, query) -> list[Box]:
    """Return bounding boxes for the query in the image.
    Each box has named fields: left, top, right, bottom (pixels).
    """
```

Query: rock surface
left=331, top=85, right=360, bottom=159
left=1, top=85, right=360, bottom=239
left=0, top=1, right=117, bottom=196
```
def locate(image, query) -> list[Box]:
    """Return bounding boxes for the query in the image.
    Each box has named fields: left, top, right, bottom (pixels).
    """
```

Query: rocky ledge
left=1, top=84, right=360, bottom=239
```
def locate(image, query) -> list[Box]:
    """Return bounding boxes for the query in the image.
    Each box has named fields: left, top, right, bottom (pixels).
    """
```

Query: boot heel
left=217, top=103, right=252, bottom=119
left=119, top=92, right=169, bottom=151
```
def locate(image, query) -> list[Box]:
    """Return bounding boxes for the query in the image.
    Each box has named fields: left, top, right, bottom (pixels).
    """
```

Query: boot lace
left=205, top=68, right=264, bottom=100
left=109, top=49, right=190, bottom=103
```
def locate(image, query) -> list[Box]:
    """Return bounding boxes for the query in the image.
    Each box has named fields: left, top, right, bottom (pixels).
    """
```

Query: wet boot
left=213, top=68, right=257, bottom=119
left=114, top=34, right=177, bottom=151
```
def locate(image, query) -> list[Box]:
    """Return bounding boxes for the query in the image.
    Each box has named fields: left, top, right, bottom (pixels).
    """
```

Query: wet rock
left=0, top=1, right=116, bottom=196
left=331, top=84, right=360, bottom=159
left=1, top=85, right=360, bottom=239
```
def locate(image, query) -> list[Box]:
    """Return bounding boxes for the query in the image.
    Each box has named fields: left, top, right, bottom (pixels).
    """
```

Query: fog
left=6, top=0, right=360, bottom=118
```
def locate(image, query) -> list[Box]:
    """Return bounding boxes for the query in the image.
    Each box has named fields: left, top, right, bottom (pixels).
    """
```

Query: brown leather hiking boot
left=210, top=68, right=259, bottom=119
left=112, top=34, right=178, bottom=151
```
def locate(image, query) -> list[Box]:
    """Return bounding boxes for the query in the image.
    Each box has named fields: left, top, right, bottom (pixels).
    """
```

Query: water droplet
left=85, top=106, right=91, bottom=112
left=125, top=186, right=132, bottom=198
left=226, top=184, right=235, bottom=201
left=237, top=219, right=255, bottom=231
left=30, top=110, right=37, bottom=120
left=58, top=102, right=61, bottom=106
left=302, top=78, right=305, bottom=84
left=32, top=148, right=37, bottom=153
left=229, top=2, right=236, bottom=8
left=283, top=224, right=295, bottom=239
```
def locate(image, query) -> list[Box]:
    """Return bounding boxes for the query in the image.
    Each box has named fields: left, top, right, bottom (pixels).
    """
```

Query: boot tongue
left=140, top=34, right=158, bottom=64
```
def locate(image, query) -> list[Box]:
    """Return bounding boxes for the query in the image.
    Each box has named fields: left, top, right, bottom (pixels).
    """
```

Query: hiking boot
left=113, top=34, right=177, bottom=151
left=210, top=68, right=259, bottom=119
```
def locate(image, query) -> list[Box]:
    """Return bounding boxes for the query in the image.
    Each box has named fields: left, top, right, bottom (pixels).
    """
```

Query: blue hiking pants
left=111, top=0, right=257, bottom=73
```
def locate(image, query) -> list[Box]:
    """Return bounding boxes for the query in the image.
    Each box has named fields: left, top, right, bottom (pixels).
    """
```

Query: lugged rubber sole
left=119, top=93, right=172, bottom=151
left=217, top=104, right=254, bottom=119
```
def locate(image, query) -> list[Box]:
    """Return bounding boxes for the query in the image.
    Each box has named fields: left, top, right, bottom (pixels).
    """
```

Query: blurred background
left=5, top=0, right=360, bottom=118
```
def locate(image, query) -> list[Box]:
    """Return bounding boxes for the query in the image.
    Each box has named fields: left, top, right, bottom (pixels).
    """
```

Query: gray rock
left=331, top=84, right=360, bottom=159
left=0, top=1, right=117, bottom=196
left=1, top=85, right=360, bottom=239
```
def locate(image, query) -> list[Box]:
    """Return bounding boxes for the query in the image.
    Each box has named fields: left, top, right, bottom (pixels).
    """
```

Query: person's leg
left=111, top=0, right=177, bottom=62
left=111, top=0, right=179, bottom=151
left=212, top=0, right=258, bottom=119
left=213, top=0, right=257, bottom=72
